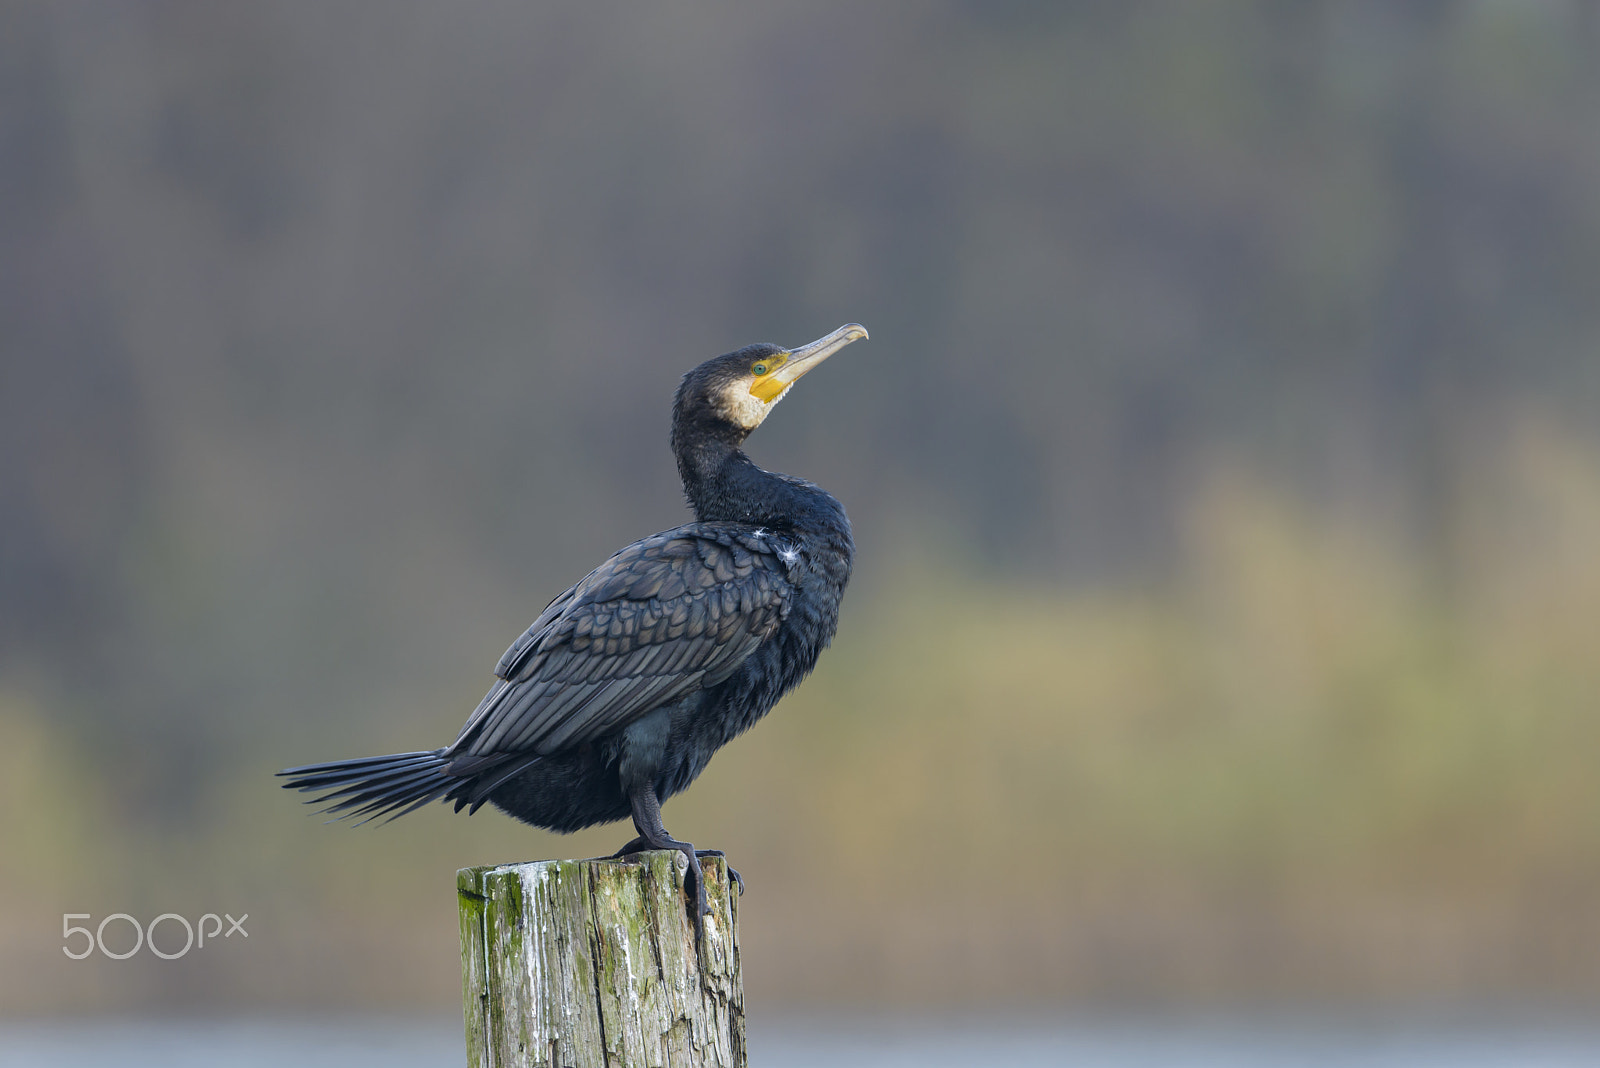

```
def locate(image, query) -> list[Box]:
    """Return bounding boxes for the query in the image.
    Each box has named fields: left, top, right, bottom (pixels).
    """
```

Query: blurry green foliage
left=7, top=415, right=1600, bottom=1009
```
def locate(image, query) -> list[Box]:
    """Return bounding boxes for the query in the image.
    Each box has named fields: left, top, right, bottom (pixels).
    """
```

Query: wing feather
left=449, top=524, right=793, bottom=760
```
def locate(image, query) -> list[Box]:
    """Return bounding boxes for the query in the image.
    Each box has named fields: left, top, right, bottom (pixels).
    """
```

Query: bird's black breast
left=657, top=521, right=853, bottom=798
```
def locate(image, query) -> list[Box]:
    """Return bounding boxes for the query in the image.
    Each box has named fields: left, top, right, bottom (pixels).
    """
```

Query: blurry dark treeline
left=4, top=1, right=1600, bottom=1013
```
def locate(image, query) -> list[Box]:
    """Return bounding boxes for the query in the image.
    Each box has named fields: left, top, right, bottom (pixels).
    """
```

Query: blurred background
left=4, top=0, right=1600, bottom=1051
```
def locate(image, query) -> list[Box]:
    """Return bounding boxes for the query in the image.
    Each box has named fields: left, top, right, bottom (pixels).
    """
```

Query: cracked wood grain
left=459, top=852, right=745, bottom=1068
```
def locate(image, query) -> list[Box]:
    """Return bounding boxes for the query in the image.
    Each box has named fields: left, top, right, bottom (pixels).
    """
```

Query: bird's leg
left=624, top=783, right=712, bottom=930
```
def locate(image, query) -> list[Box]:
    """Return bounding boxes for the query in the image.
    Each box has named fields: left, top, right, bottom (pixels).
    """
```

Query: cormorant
left=279, top=323, right=867, bottom=923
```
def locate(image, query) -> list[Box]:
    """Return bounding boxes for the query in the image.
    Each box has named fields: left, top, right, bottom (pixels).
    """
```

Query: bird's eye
left=751, top=362, right=769, bottom=376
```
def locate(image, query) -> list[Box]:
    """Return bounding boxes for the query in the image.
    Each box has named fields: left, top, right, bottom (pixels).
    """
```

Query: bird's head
left=674, top=323, right=869, bottom=441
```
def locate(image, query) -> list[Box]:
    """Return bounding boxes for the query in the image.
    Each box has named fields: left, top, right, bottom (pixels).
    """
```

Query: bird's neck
left=673, top=430, right=840, bottom=535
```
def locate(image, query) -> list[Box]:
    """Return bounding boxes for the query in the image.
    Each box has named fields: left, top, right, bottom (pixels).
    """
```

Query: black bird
left=279, top=324, right=867, bottom=922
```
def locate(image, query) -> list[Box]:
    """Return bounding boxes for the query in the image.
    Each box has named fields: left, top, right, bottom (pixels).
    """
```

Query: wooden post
left=458, top=851, right=745, bottom=1068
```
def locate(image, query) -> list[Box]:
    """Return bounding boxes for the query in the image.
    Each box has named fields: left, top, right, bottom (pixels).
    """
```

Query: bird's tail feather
left=278, top=749, right=463, bottom=824
left=278, top=748, right=544, bottom=823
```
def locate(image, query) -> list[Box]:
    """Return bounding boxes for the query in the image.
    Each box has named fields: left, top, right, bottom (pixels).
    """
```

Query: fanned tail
left=277, top=748, right=543, bottom=822
left=277, top=749, right=462, bottom=823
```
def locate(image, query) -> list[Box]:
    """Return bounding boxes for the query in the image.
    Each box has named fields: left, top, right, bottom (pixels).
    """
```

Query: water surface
left=4, top=1014, right=1598, bottom=1067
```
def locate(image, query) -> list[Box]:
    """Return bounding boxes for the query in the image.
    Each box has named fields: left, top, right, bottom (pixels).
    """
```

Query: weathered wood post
left=458, top=851, right=745, bottom=1068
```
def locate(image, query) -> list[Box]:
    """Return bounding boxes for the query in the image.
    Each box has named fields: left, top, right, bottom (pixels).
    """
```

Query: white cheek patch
left=718, top=381, right=790, bottom=430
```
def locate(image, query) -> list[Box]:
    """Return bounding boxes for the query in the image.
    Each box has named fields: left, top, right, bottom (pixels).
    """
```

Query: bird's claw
left=678, top=847, right=711, bottom=941
left=613, top=833, right=738, bottom=936
left=691, top=849, right=744, bottom=896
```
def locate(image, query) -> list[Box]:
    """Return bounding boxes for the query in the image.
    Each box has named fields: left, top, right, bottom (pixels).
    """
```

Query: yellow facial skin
left=729, top=323, right=868, bottom=428
left=747, top=354, right=792, bottom=402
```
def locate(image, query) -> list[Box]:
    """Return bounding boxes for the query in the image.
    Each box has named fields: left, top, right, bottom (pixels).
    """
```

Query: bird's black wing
left=447, top=524, right=794, bottom=762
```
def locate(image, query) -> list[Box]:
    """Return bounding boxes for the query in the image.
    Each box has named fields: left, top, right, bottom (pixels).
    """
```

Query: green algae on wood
left=459, top=851, right=744, bottom=1068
